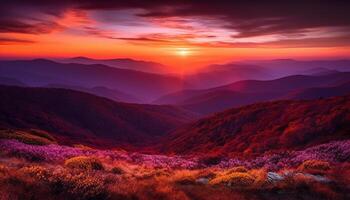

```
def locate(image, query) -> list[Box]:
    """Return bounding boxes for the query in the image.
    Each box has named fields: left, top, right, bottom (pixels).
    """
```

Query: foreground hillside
left=1, top=134, right=349, bottom=200
left=0, top=85, right=197, bottom=147
left=160, top=95, right=350, bottom=156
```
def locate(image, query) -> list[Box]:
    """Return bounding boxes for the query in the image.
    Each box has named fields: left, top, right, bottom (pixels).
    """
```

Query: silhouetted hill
left=160, top=95, right=350, bottom=156
left=240, top=59, right=350, bottom=78
left=155, top=72, right=350, bottom=114
left=285, top=81, right=350, bottom=100
left=59, top=57, right=168, bottom=74
left=186, top=64, right=271, bottom=89
left=0, top=59, right=187, bottom=102
left=46, top=84, right=140, bottom=103
left=0, top=85, right=197, bottom=148
left=0, top=77, right=26, bottom=86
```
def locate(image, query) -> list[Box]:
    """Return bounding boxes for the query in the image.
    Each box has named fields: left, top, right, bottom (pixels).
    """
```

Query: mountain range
left=57, top=57, right=169, bottom=74
left=155, top=72, right=350, bottom=114
left=0, top=59, right=187, bottom=102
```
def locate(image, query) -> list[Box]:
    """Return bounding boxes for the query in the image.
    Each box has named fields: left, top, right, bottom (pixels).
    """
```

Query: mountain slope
left=0, top=59, right=187, bottom=102
left=58, top=57, right=168, bottom=74
left=155, top=72, right=350, bottom=114
left=241, top=59, right=350, bottom=77
left=46, top=84, right=140, bottom=103
left=160, top=95, right=350, bottom=156
left=0, top=85, right=197, bottom=148
left=285, top=81, right=350, bottom=100
left=0, top=77, right=26, bottom=86
left=185, top=64, right=271, bottom=89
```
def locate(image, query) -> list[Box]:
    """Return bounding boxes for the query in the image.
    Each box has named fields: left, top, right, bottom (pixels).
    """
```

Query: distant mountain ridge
left=0, top=59, right=187, bottom=102
left=58, top=57, right=168, bottom=74
left=154, top=72, right=350, bottom=114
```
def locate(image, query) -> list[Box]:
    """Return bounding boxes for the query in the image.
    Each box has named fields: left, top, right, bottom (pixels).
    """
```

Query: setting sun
left=176, top=48, right=190, bottom=57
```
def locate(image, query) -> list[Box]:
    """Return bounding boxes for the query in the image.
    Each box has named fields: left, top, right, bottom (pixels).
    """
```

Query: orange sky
left=1, top=2, right=350, bottom=73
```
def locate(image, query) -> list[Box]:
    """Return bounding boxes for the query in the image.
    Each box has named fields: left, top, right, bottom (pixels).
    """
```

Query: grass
left=0, top=129, right=56, bottom=145
left=0, top=139, right=349, bottom=200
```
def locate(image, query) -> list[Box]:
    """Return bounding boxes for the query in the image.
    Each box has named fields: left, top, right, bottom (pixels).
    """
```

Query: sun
left=176, top=48, right=190, bottom=57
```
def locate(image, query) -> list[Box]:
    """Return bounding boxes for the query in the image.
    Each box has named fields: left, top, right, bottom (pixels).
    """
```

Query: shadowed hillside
left=155, top=72, right=350, bottom=114
left=160, top=95, right=350, bottom=156
left=0, top=85, right=197, bottom=148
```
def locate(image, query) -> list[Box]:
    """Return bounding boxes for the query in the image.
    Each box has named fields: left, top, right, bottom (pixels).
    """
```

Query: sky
left=1, top=0, right=350, bottom=72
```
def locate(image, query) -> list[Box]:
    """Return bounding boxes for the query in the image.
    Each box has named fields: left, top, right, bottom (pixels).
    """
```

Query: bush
left=226, top=166, right=248, bottom=173
left=199, top=155, right=223, bottom=166
left=21, top=165, right=49, bottom=179
left=55, top=172, right=108, bottom=200
left=299, top=160, right=330, bottom=174
left=172, top=170, right=198, bottom=185
left=210, top=172, right=255, bottom=187
left=73, top=144, right=94, bottom=150
left=64, top=156, right=104, bottom=170
left=111, top=167, right=124, bottom=175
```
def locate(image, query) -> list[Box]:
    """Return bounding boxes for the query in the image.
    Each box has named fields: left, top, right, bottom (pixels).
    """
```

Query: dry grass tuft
left=0, top=129, right=56, bottom=145
left=210, top=172, right=255, bottom=187
left=298, top=160, right=330, bottom=174
left=64, top=156, right=104, bottom=171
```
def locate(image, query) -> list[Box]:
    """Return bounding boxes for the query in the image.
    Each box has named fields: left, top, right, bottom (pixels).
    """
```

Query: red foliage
left=160, top=95, right=350, bottom=156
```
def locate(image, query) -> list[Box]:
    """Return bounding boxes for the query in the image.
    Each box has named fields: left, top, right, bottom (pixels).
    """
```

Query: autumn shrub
left=21, top=165, right=50, bottom=179
left=73, top=144, right=94, bottom=150
left=210, top=172, right=255, bottom=187
left=0, top=168, right=53, bottom=200
left=226, top=166, right=248, bottom=173
left=199, top=155, right=223, bottom=166
left=171, top=170, right=199, bottom=185
left=196, top=169, right=216, bottom=179
left=0, top=129, right=56, bottom=145
left=249, top=168, right=268, bottom=188
left=64, top=156, right=104, bottom=170
left=111, top=166, right=124, bottom=174
left=18, top=164, right=109, bottom=200
left=0, top=164, right=8, bottom=174
left=298, top=160, right=330, bottom=174
left=108, top=177, right=190, bottom=200
left=52, top=172, right=108, bottom=200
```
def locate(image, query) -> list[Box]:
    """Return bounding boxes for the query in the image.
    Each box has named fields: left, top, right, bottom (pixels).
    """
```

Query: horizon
left=1, top=1, right=350, bottom=72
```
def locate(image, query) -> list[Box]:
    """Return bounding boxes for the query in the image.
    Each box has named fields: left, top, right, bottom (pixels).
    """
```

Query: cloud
left=0, top=19, right=62, bottom=34
left=0, top=37, right=35, bottom=45
left=1, top=1, right=349, bottom=47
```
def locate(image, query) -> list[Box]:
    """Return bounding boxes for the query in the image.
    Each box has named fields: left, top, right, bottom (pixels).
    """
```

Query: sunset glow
left=0, top=1, right=349, bottom=72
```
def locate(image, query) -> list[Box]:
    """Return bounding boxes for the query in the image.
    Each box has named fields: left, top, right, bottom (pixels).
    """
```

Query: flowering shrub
left=219, top=140, right=350, bottom=170
left=64, top=156, right=104, bottom=170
